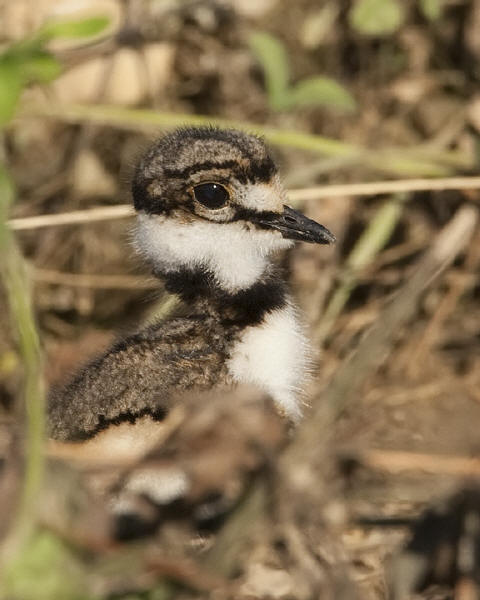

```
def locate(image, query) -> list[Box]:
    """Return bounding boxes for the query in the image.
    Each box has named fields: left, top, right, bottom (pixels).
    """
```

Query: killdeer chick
left=48, top=127, right=335, bottom=444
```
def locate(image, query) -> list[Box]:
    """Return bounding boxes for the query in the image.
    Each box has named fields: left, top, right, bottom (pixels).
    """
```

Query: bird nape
left=47, top=126, right=335, bottom=443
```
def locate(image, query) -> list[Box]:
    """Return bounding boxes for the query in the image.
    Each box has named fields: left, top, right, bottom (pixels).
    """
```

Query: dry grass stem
left=8, top=176, right=480, bottom=231
left=308, top=204, right=478, bottom=437
left=288, top=176, right=480, bottom=201
left=355, top=449, right=480, bottom=477
left=9, top=205, right=134, bottom=231
left=33, top=268, right=159, bottom=289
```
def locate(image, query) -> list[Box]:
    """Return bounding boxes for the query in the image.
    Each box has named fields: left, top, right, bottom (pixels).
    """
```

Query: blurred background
left=1, top=0, right=480, bottom=598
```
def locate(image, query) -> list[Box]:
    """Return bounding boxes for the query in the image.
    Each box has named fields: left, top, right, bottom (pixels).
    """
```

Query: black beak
left=258, top=205, right=336, bottom=244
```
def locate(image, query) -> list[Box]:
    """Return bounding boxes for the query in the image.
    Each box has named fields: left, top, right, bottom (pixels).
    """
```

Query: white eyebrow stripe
left=238, top=179, right=285, bottom=213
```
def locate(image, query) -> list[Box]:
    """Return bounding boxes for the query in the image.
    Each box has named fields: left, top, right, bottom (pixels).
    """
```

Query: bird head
left=133, top=127, right=335, bottom=292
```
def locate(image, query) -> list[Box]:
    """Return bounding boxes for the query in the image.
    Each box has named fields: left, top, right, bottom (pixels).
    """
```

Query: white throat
left=134, top=213, right=293, bottom=292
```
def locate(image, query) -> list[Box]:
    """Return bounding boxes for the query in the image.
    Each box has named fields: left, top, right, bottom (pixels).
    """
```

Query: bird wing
left=48, top=316, right=231, bottom=441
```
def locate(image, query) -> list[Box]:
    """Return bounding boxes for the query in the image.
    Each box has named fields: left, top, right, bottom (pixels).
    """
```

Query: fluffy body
left=48, top=127, right=331, bottom=442
left=48, top=316, right=231, bottom=441
left=48, top=278, right=309, bottom=440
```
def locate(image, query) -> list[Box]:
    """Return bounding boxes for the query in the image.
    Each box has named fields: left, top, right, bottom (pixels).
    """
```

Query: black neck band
left=163, top=268, right=287, bottom=327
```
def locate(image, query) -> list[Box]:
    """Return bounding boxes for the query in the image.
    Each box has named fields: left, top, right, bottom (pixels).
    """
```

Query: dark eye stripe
left=193, top=183, right=230, bottom=209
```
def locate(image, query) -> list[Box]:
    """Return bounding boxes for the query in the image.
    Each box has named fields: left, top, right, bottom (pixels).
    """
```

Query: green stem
left=315, top=194, right=406, bottom=344
left=0, top=164, right=45, bottom=546
left=19, top=102, right=473, bottom=176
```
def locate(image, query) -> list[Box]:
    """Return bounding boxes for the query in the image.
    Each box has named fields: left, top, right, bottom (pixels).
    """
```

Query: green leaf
left=349, top=0, right=406, bottom=35
left=419, top=0, right=445, bottom=20
left=1, top=530, right=91, bottom=600
left=0, top=45, right=62, bottom=127
left=39, top=15, right=110, bottom=40
left=0, top=58, right=23, bottom=127
left=22, top=51, right=62, bottom=83
left=288, top=76, right=356, bottom=112
left=248, top=32, right=291, bottom=111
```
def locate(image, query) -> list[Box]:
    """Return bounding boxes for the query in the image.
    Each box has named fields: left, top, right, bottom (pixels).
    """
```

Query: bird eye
left=192, top=183, right=230, bottom=210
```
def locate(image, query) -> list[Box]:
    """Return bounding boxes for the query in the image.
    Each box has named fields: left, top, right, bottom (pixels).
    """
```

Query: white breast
left=226, top=304, right=311, bottom=421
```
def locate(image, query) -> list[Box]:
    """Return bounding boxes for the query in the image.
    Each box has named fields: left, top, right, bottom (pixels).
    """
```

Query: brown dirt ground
left=2, top=1, right=480, bottom=598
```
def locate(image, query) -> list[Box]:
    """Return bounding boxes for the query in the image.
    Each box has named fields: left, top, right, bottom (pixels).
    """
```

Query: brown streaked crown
left=132, top=127, right=277, bottom=216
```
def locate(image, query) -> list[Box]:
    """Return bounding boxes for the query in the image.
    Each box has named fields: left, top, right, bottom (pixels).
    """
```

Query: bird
left=47, top=126, right=335, bottom=449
